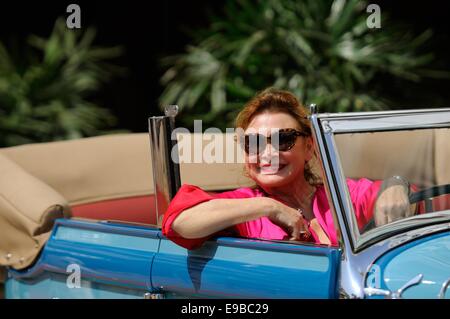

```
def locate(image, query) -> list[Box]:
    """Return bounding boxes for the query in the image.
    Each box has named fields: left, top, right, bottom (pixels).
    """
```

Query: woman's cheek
left=244, top=153, right=258, bottom=166
left=245, top=162, right=258, bottom=180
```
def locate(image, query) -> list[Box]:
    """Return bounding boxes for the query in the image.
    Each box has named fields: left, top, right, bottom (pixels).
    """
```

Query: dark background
left=1, top=0, right=449, bottom=132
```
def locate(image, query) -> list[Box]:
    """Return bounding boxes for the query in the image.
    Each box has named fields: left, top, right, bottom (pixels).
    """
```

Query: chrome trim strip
left=357, top=212, right=450, bottom=249
left=310, top=115, right=345, bottom=246
left=439, top=278, right=450, bottom=299
left=310, top=114, right=365, bottom=298
left=329, top=115, right=450, bottom=133
left=316, top=108, right=450, bottom=120
left=148, top=109, right=181, bottom=226
left=323, top=127, right=360, bottom=250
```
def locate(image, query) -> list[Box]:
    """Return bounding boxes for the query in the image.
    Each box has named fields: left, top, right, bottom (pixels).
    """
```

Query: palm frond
left=0, top=17, right=125, bottom=147
left=159, top=0, right=449, bottom=129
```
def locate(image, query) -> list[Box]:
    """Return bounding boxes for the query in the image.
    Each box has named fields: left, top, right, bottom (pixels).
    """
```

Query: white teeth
left=259, top=165, right=285, bottom=174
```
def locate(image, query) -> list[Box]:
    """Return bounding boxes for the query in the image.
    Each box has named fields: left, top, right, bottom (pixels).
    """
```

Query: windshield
left=334, top=127, right=450, bottom=247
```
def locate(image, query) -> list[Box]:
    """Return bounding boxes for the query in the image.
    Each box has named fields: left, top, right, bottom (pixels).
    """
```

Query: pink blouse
left=162, top=178, right=381, bottom=249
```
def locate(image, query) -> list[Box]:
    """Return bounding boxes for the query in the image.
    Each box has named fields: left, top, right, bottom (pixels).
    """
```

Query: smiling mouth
left=258, top=164, right=287, bottom=174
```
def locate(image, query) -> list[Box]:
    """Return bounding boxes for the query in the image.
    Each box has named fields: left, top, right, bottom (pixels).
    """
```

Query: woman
left=162, top=88, right=413, bottom=249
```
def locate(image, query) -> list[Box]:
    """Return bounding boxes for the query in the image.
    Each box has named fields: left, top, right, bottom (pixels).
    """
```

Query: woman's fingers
left=269, top=205, right=311, bottom=240
left=290, top=218, right=311, bottom=241
left=387, top=200, right=409, bottom=224
left=375, top=185, right=412, bottom=226
left=374, top=206, right=388, bottom=226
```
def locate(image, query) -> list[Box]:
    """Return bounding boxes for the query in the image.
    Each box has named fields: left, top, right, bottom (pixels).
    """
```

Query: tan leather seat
left=0, top=134, right=155, bottom=206
left=434, top=128, right=450, bottom=186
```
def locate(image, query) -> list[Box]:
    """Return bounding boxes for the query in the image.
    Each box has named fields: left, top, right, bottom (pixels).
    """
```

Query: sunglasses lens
left=244, top=134, right=264, bottom=155
left=242, top=130, right=303, bottom=154
left=276, top=132, right=297, bottom=151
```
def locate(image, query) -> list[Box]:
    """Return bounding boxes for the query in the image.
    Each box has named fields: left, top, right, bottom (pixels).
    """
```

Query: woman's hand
left=374, top=184, right=415, bottom=227
left=267, top=201, right=310, bottom=240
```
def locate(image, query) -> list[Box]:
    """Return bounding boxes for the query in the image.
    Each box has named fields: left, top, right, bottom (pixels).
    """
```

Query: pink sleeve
left=347, top=178, right=382, bottom=231
left=162, top=184, right=253, bottom=249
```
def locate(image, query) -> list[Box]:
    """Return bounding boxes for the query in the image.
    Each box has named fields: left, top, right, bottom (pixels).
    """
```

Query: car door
left=151, top=235, right=341, bottom=299
left=147, top=112, right=341, bottom=298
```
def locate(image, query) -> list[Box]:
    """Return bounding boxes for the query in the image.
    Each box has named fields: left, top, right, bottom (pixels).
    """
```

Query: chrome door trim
left=318, top=108, right=450, bottom=133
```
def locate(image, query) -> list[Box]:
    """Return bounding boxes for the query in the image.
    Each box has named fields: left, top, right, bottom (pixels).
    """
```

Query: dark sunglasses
left=240, top=128, right=308, bottom=155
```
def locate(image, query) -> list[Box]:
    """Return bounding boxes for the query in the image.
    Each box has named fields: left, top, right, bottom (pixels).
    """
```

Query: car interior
left=335, top=128, right=450, bottom=215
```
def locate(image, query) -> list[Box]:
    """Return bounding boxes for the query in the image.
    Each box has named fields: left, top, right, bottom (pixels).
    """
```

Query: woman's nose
left=259, top=143, right=279, bottom=164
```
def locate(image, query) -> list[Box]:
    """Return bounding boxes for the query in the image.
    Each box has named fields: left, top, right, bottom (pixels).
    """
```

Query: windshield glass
left=334, top=127, right=450, bottom=246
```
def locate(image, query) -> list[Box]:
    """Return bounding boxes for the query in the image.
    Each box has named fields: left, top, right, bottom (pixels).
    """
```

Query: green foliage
left=0, top=18, right=124, bottom=147
left=160, top=0, right=447, bottom=129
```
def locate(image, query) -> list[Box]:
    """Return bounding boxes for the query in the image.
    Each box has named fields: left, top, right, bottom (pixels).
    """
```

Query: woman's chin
left=252, top=165, right=295, bottom=187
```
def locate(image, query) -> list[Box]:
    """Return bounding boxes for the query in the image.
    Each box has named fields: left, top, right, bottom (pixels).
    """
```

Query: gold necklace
left=296, top=185, right=316, bottom=213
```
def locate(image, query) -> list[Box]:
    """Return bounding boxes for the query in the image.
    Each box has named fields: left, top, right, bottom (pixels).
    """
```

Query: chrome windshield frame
left=318, top=108, right=450, bottom=133
left=310, top=108, right=450, bottom=298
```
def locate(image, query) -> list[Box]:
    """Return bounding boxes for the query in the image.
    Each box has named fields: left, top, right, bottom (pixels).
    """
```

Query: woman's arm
left=172, top=197, right=309, bottom=240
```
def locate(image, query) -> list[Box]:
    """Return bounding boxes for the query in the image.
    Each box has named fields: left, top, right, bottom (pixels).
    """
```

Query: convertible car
left=1, top=107, right=449, bottom=299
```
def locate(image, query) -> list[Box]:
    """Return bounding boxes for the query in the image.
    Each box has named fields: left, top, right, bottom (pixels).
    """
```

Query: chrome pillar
left=310, top=108, right=365, bottom=299
left=148, top=105, right=181, bottom=226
